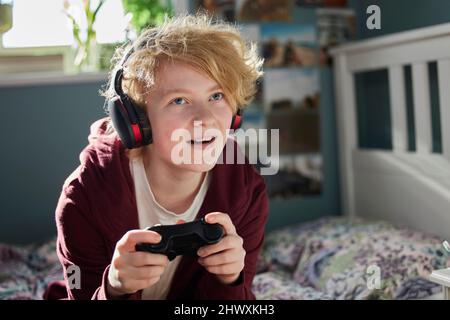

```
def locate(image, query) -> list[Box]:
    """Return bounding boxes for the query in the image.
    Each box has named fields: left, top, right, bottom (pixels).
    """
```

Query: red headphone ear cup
left=108, top=96, right=138, bottom=149
left=108, top=96, right=153, bottom=149
left=231, top=115, right=242, bottom=130
left=231, top=109, right=243, bottom=130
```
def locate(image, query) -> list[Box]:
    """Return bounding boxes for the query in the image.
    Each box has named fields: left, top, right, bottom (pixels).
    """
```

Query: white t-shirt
left=129, top=156, right=211, bottom=300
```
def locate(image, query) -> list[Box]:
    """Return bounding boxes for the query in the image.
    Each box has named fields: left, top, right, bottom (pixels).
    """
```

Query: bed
left=1, top=216, right=448, bottom=300
left=330, top=21, right=450, bottom=240
left=253, top=22, right=450, bottom=299
left=2, top=22, right=450, bottom=300
left=253, top=216, right=449, bottom=299
left=0, top=240, right=62, bottom=300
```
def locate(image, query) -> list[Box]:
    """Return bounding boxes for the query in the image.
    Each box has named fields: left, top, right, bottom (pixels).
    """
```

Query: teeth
left=190, top=137, right=215, bottom=144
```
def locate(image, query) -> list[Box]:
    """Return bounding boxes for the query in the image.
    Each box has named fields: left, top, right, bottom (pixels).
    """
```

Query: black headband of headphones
left=113, top=45, right=135, bottom=97
left=108, top=44, right=153, bottom=149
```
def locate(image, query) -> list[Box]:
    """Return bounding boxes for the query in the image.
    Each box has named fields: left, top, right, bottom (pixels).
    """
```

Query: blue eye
left=210, top=92, right=224, bottom=101
left=171, top=97, right=187, bottom=105
left=169, top=92, right=223, bottom=106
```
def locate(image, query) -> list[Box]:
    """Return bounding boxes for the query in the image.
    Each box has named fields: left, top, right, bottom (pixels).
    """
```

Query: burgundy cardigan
left=46, top=117, right=269, bottom=300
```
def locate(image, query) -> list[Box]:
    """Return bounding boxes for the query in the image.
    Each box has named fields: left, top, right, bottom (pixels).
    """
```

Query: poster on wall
left=235, top=0, right=292, bottom=22
left=194, top=0, right=236, bottom=21
left=261, top=23, right=318, bottom=68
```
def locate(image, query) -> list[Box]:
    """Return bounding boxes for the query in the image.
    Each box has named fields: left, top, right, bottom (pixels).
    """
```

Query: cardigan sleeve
left=193, top=166, right=269, bottom=299
left=55, top=176, right=141, bottom=300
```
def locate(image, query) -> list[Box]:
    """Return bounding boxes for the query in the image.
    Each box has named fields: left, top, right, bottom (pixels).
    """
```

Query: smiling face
left=143, top=58, right=234, bottom=173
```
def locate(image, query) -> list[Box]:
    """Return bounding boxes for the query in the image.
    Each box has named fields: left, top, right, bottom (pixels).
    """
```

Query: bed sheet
left=1, top=216, right=448, bottom=300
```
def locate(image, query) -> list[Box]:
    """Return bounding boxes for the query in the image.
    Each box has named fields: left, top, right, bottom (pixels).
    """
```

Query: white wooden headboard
left=330, top=23, right=450, bottom=239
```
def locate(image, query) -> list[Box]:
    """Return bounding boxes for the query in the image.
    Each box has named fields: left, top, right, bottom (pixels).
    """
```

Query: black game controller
left=135, top=218, right=224, bottom=261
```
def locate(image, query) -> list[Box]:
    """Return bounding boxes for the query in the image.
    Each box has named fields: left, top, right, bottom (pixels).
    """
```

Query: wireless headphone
left=108, top=46, right=244, bottom=150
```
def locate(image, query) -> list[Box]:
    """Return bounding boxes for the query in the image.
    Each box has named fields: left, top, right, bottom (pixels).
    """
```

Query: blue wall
left=348, top=0, right=450, bottom=39
left=0, top=81, right=107, bottom=244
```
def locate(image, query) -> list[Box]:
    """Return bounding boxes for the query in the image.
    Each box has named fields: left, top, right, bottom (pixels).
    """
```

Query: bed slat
left=412, top=62, right=432, bottom=154
left=334, top=54, right=357, bottom=217
left=438, top=59, right=450, bottom=160
left=388, top=65, right=408, bottom=151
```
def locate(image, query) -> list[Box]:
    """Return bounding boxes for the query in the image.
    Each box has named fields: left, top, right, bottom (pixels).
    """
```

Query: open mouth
left=188, top=136, right=216, bottom=145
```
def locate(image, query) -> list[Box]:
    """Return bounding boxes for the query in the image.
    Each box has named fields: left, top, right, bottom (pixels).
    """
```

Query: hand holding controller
left=135, top=218, right=224, bottom=261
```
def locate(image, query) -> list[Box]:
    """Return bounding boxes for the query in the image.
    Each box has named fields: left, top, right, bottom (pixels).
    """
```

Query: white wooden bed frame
left=330, top=23, right=450, bottom=239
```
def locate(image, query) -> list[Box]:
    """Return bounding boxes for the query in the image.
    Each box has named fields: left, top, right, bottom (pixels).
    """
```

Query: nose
left=190, top=102, right=215, bottom=128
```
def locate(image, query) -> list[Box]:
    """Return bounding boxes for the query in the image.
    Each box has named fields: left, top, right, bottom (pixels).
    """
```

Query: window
left=2, top=0, right=127, bottom=48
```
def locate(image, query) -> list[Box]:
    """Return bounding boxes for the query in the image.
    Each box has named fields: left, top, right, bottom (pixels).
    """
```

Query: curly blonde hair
left=101, top=12, right=264, bottom=156
left=102, top=12, right=263, bottom=111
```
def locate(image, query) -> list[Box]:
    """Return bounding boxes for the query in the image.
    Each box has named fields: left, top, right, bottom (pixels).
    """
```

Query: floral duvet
left=1, top=217, right=448, bottom=300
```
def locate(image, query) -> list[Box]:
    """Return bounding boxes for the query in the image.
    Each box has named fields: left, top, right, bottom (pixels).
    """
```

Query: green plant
left=122, top=0, right=174, bottom=33
left=0, top=1, right=13, bottom=34
left=64, top=0, right=107, bottom=71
